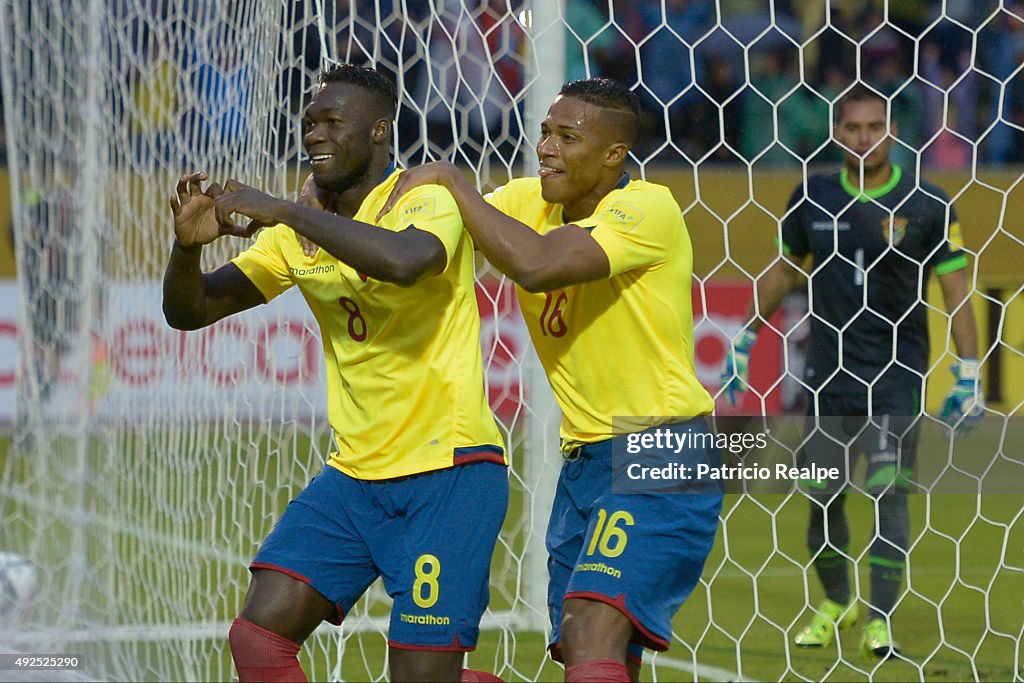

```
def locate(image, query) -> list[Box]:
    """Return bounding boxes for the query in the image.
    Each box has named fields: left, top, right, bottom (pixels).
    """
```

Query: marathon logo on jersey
left=399, top=197, right=437, bottom=224
left=289, top=264, right=336, bottom=277
left=882, top=215, right=908, bottom=246
left=601, top=201, right=644, bottom=233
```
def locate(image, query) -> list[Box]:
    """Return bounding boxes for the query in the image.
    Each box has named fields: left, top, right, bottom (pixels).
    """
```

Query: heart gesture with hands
left=214, top=179, right=288, bottom=235
left=169, top=172, right=261, bottom=246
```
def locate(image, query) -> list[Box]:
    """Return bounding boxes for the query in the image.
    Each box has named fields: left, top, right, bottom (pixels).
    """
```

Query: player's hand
left=214, top=179, right=281, bottom=235
left=720, top=329, right=758, bottom=407
left=298, top=173, right=339, bottom=212
left=294, top=174, right=336, bottom=256
left=375, top=161, right=457, bottom=221
left=169, top=172, right=238, bottom=246
left=939, top=358, right=985, bottom=436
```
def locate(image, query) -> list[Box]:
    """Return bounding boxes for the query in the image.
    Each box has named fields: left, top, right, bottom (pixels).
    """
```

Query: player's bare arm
left=938, top=267, right=980, bottom=358
left=216, top=178, right=446, bottom=287
left=377, top=161, right=610, bottom=293
left=163, top=172, right=266, bottom=331
left=746, top=255, right=807, bottom=332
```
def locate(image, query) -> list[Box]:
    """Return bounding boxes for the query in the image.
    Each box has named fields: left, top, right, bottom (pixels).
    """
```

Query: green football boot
left=794, top=599, right=859, bottom=647
left=861, top=618, right=901, bottom=659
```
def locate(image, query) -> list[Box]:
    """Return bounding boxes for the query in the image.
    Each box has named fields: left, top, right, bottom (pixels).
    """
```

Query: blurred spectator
left=740, top=49, right=827, bottom=166
left=187, top=31, right=255, bottom=156
left=131, top=33, right=181, bottom=166
left=0, top=71, right=6, bottom=166
left=921, top=42, right=975, bottom=170
left=411, top=0, right=525, bottom=162
left=563, top=0, right=617, bottom=81
left=687, top=57, right=744, bottom=163
left=867, top=59, right=923, bottom=171
left=637, top=0, right=713, bottom=106
left=19, top=186, right=82, bottom=401
left=978, top=4, right=1024, bottom=164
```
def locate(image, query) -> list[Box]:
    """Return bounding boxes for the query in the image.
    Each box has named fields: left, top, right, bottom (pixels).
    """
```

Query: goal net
left=1, top=1, right=1022, bottom=681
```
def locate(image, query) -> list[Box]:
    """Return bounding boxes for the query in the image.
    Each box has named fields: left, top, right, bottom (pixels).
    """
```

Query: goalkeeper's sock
left=869, top=493, right=909, bottom=619
left=565, top=660, right=629, bottom=682
left=814, top=551, right=852, bottom=606
left=462, top=669, right=504, bottom=682
left=868, top=559, right=904, bottom=621
left=229, top=617, right=306, bottom=683
left=808, top=496, right=851, bottom=605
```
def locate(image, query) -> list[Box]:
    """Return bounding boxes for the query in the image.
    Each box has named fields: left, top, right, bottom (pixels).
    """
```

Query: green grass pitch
left=1, top=421, right=1020, bottom=682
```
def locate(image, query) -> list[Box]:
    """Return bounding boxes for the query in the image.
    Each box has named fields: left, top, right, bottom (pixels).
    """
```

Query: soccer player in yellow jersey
left=379, top=78, right=723, bottom=683
left=162, top=64, right=506, bottom=683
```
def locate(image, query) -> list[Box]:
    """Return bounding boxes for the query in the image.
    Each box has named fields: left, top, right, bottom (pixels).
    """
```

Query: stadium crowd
left=4, top=1, right=1022, bottom=170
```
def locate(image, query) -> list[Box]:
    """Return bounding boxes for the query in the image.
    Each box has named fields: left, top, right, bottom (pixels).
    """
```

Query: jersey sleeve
left=230, top=225, right=295, bottom=302
left=928, top=199, right=968, bottom=275
left=779, top=184, right=810, bottom=259
left=392, top=184, right=464, bottom=268
left=582, top=188, right=682, bottom=277
left=483, top=182, right=510, bottom=212
left=482, top=180, right=530, bottom=221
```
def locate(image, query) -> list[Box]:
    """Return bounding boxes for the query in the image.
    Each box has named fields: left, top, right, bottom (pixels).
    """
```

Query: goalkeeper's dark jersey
left=780, top=166, right=967, bottom=394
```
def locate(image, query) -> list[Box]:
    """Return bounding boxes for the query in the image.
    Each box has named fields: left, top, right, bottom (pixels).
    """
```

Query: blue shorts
left=547, top=419, right=723, bottom=659
left=252, top=461, right=508, bottom=651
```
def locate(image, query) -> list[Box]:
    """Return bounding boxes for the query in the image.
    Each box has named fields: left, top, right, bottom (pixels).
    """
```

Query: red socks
left=461, top=669, right=504, bottom=682
left=228, top=617, right=307, bottom=683
left=565, top=659, right=629, bottom=682
left=227, top=619, right=505, bottom=683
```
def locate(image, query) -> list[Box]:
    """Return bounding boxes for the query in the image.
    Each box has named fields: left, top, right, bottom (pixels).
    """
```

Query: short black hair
left=835, top=84, right=887, bottom=123
left=560, top=78, right=641, bottom=120
left=559, top=78, right=640, bottom=146
left=320, top=63, right=398, bottom=119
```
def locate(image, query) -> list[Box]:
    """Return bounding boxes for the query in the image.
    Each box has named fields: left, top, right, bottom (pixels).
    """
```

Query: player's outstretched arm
left=937, top=267, right=984, bottom=434
left=377, top=162, right=609, bottom=292
left=163, top=172, right=265, bottom=331
left=719, top=258, right=804, bottom=407
left=216, top=178, right=446, bottom=287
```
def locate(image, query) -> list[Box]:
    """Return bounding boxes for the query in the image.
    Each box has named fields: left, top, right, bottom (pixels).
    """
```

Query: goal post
left=1, top=2, right=1022, bottom=682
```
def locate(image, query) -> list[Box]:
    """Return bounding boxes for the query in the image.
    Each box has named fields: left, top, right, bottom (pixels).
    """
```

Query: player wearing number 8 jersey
left=162, top=64, right=506, bottom=683
left=378, top=78, right=722, bottom=682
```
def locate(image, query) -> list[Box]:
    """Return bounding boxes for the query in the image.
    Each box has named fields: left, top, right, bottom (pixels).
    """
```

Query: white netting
left=1, top=1, right=1022, bottom=681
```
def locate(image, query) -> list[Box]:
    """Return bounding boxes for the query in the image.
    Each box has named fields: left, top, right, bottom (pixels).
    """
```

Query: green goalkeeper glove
left=939, top=358, right=985, bottom=436
left=720, top=329, right=758, bottom=407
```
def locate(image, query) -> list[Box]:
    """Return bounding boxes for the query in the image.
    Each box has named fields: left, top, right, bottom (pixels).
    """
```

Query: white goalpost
left=1, top=1, right=1022, bottom=682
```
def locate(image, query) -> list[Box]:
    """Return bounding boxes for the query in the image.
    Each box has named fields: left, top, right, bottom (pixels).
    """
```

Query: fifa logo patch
left=401, top=197, right=436, bottom=222
left=882, top=215, right=908, bottom=246
left=602, top=201, right=644, bottom=232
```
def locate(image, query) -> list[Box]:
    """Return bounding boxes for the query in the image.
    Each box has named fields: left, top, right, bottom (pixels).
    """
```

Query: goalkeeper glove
left=720, top=329, right=758, bottom=407
left=939, top=358, right=985, bottom=436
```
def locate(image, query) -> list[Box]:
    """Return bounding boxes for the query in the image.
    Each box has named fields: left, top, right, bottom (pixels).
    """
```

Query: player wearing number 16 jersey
left=378, top=78, right=722, bottom=683
left=162, top=64, right=506, bottom=683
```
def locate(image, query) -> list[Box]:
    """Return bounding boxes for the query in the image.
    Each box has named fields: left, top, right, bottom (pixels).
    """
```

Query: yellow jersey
left=233, top=169, right=506, bottom=479
left=485, top=176, right=713, bottom=443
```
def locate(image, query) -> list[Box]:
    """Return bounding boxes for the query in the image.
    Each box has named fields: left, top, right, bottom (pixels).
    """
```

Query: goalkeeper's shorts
left=798, top=389, right=921, bottom=495
left=546, top=418, right=723, bottom=659
left=251, top=460, right=508, bottom=651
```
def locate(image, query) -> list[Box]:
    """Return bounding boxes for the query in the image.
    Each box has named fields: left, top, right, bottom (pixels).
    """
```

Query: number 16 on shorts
left=586, top=508, right=634, bottom=558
